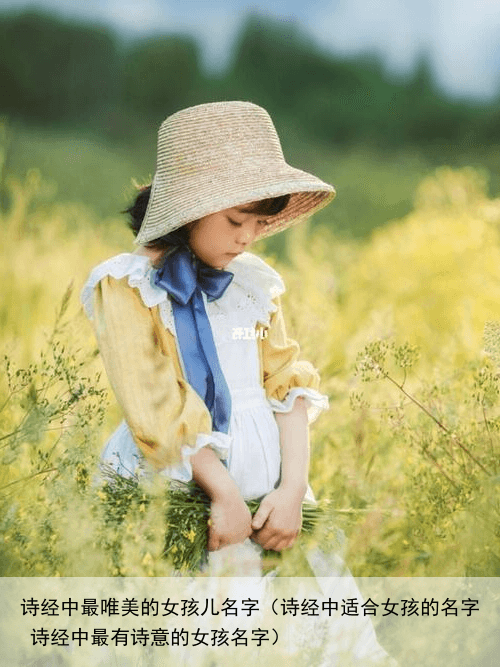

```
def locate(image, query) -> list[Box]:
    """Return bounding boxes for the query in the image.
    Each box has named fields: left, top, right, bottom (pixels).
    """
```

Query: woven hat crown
left=135, top=101, right=335, bottom=245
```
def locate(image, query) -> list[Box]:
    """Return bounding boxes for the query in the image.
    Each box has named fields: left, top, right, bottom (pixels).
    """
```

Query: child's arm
left=251, top=397, right=309, bottom=551
left=191, top=447, right=253, bottom=551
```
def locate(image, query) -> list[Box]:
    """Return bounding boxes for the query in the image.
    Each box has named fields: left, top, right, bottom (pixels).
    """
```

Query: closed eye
left=228, top=216, right=270, bottom=228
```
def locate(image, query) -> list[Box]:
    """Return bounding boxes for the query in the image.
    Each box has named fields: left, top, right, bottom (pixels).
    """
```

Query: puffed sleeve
left=92, top=275, right=227, bottom=471
left=261, top=296, right=328, bottom=423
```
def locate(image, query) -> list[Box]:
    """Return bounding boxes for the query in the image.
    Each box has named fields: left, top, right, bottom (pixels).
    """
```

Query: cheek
left=207, top=224, right=229, bottom=249
left=187, top=223, right=207, bottom=251
left=188, top=223, right=219, bottom=257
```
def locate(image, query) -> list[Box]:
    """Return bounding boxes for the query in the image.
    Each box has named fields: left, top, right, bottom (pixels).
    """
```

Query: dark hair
left=125, top=185, right=290, bottom=250
left=124, top=185, right=190, bottom=250
left=242, top=194, right=291, bottom=217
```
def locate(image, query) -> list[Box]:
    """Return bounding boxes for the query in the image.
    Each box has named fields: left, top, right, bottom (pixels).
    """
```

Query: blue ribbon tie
left=154, top=245, right=234, bottom=434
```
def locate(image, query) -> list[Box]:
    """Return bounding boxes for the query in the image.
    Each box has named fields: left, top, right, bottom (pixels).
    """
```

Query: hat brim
left=135, top=164, right=335, bottom=245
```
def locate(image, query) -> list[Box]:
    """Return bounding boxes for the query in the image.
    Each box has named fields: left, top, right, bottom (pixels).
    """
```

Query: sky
left=1, top=0, right=500, bottom=100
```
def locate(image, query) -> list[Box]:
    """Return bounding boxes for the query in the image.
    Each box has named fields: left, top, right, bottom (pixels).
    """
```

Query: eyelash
left=228, top=219, right=270, bottom=227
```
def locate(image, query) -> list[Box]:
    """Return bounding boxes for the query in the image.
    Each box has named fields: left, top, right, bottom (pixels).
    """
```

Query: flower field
left=1, top=122, right=499, bottom=580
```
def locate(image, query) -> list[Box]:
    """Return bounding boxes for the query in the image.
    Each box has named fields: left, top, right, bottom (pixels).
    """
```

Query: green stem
left=422, top=447, right=460, bottom=488
left=383, top=370, right=490, bottom=475
left=0, top=467, right=58, bottom=492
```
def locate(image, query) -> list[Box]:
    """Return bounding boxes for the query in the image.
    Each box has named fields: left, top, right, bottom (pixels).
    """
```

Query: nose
left=236, top=225, right=257, bottom=247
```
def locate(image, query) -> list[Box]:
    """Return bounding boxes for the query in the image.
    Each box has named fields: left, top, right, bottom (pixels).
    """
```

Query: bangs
left=243, top=194, right=291, bottom=217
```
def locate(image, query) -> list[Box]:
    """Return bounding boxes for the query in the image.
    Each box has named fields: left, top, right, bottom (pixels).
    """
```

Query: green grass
left=4, top=121, right=155, bottom=219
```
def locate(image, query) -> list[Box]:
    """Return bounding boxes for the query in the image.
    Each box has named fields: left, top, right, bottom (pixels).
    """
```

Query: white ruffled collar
left=80, top=251, right=285, bottom=332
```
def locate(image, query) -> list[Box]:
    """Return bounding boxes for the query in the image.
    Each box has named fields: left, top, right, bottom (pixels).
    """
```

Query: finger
left=257, top=526, right=282, bottom=550
left=263, top=529, right=299, bottom=551
left=250, top=530, right=266, bottom=547
left=252, top=523, right=274, bottom=545
left=263, top=537, right=282, bottom=551
left=270, top=540, right=287, bottom=552
left=272, top=532, right=297, bottom=551
left=278, top=536, right=297, bottom=551
left=251, top=502, right=272, bottom=531
left=250, top=528, right=273, bottom=549
left=255, top=519, right=289, bottom=545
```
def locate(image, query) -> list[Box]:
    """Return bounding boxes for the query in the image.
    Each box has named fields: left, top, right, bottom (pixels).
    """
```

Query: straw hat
left=135, top=101, right=336, bottom=245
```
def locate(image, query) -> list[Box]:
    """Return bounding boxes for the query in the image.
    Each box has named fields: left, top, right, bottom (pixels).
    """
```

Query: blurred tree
left=469, top=100, right=500, bottom=145
left=228, top=15, right=321, bottom=109
left=395, top=56, right=475, bottom=145
left=0, top=10, right=119, bottom=122
left=228, top=15, right=415, bottom=147
left=0, top=7, right=497, bottom=159
left=121, top=35, right=202, bottom=119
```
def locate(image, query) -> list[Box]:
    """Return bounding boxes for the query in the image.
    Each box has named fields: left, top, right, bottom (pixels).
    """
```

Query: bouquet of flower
left=163, top=481, right=323, bottom=572
left=98, top=467, right=342, bottom=573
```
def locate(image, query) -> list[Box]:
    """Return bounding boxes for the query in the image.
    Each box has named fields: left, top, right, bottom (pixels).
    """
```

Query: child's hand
left=250, top=486, right=303, bottom=551
left=208, top=491, right=253, bottom=551
left=190, top=446, right=253, bottom=551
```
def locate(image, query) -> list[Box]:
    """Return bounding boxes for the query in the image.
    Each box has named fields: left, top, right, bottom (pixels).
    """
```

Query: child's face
left=188, top=205, right=270, bottom=269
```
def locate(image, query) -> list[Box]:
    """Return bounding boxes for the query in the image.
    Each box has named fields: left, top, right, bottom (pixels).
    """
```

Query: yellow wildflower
left=183, top=529, right=196, bottom=543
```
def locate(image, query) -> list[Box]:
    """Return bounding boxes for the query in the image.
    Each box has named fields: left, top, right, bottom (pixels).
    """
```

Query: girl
left=81, top=101, right=394, bottom=663
left=81, top=100, right=335, bottom=558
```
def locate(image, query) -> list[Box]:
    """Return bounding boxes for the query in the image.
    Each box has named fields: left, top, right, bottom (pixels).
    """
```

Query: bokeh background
left=1, top=0, right=500, bottom=596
